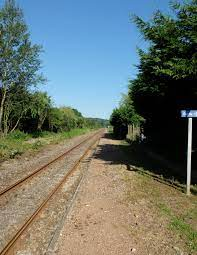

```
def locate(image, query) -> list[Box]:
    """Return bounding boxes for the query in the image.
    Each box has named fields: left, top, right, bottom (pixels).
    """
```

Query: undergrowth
left=0, top=128, right=92, bottom=161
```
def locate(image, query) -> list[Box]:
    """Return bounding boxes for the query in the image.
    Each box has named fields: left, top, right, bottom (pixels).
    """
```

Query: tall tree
left=129, top=0, right=197, bottom=144
left=0, top=0, right=44, bottom=135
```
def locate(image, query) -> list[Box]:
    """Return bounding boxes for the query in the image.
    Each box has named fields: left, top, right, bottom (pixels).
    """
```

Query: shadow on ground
left=94, top=133, right=197, bottom=194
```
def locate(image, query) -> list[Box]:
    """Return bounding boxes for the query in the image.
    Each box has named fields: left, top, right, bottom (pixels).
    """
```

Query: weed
left=155, top=200, right=197, bottom=252
left=10, top=149, right=23, bottom=159
left=170, top=217, right=197, bottom=252
left=157, top=202, right=173, bottom=216
left=32, top=140, right=43, bottom=150
left=0, top=144, right=8, bottom=150
left=7, top=130, right=30, bottom=140
left=32, top=131, right=53, bottom=138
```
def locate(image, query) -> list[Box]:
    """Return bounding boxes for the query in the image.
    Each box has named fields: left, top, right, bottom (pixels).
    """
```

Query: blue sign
left=181, top=110, right=197, bottom=118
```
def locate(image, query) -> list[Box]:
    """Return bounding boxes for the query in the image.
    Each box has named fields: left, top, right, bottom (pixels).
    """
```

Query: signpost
left=181, top=110, right=197, bottom=195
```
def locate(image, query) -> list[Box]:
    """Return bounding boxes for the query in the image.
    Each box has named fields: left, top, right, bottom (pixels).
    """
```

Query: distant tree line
left=0, top=0, right=107, bottom=137
left=111, top=0, right=197, bottom=155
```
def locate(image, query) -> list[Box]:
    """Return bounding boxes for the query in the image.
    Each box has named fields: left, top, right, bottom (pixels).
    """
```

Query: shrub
left=7, top=130, right=30, bottom=141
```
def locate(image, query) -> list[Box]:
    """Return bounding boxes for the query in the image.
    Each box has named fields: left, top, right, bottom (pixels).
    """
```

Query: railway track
left=0, top=130, right=102, bottom=197
left=0, top=130, right=103, bottom=255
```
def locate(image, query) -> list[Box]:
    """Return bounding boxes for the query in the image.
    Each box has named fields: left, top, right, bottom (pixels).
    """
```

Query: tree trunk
left=10, top=115, right=23, bottom=133
left=37, top=112, right=47, bottom=131
left=0, top=88, right=7, bottom=135
left=3, top=109, right=9, bottom=136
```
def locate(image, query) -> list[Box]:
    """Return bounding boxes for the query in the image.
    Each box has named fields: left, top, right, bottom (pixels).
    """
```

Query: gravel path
left=53, top=137, right=135, bottom=255
left=53, top=135, right=187, bottom=255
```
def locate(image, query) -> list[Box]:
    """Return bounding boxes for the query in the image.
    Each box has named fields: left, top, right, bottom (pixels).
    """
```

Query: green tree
left=133, top=1, right=197, bottom=80
left=3, top=85, right=31, bottom=134
left=110, top=94, right=142, bottom=139
left=48, top=107, right=64, bottom=132
left=30, top=92, right=52, bottom=131
left=129, top=0, right=197, bottom=145
left=0, top=0, right=45, bottom=135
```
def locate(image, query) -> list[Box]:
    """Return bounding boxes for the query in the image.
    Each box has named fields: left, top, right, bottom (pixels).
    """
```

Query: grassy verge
left=157, top=201, right=197, bottom=252
left=121, top=139, right=197, bottom=194
left=0, top=128, right=92, bottom=161
left=120, top=141, right=197, bottom=253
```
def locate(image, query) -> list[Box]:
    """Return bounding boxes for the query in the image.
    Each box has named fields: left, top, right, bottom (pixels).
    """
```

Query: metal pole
left=187, top=117, right=192, bottom=195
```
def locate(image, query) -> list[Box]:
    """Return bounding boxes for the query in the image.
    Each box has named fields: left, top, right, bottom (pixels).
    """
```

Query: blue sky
left=4, top=0, right=173, bottom=119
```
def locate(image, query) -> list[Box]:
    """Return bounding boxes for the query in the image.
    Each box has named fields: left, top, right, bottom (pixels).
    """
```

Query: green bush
left=32, top=131, right=53, bottom=138
left=7, top=130, right=30, bottom=141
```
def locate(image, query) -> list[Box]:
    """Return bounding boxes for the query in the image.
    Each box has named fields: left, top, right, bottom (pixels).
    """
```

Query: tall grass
left=0, top=128, right=92, bottom=161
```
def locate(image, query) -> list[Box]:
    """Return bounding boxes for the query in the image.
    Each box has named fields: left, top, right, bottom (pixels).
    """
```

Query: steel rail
left=0, top=131, right=102, bottom=255
left=0, top=130, right=102, bottom=197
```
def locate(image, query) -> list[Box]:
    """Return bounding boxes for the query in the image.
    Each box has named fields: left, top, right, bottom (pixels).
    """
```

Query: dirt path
left=52, top=135, right=195, bottom=255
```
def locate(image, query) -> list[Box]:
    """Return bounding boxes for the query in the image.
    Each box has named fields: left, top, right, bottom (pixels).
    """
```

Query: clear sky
left=4, top=0, right=173, bottom=119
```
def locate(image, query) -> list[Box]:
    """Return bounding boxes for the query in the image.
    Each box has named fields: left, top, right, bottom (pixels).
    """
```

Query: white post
left=187, top=118, right=192, bottom=195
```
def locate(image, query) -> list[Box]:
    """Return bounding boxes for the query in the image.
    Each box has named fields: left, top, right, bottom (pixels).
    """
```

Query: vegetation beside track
left=124, top=172, right=197, bottom=253
left=0, top=128, right=96, bottom=161
left=121, top=141, right=197, bottom=253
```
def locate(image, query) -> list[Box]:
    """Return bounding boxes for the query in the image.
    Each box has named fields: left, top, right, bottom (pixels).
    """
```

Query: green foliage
left=0, top=130, right=31, bottom=159
left=31, top=140, right=43, bottom=150
left=29, top=91, right=52, bottom=131
left=85, top=118, right=109, bottom=129
left=7, top=130, right=30, bottom=140
left=112, top=0, right=197, bottom=154
left=31, top=131, right=52, bottom=138
left=48, top=107, right=64, bottom=132
left=170, top=217, right=197, bottom=252
left=47, top=107, right=106, bottom=133
left=0, top=127, right=92, bottom=160
left=0, top=0, right=45, bottom=134
left=30, top=92, right=51, bottom=118
left=132, top=0, right=197, bottom=79
left=72, top=108, right=83, bottom=117
left=48, top=107, right=82, bottom=132
left=110, top=94, right=143, bottom=139
left=61, top=128, right=90, bottom=139
left=60, top=107, right=79, bottom=131
left=158, top=202, right=197, bottom=252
